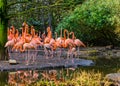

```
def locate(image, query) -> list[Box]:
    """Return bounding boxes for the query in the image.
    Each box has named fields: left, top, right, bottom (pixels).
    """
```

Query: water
left=1, top=47, right=120, bottom=85
left=0, top=57, right=120, bottom=86
left=0, top=69, right=76, bottom=86
left=0, top=72, right=8, bottom=86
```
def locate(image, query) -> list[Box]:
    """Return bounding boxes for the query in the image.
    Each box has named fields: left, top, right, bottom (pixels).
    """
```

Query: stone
left=105, top=73, right=120, bottom=86
left=9, top=59, right=18, bottom=65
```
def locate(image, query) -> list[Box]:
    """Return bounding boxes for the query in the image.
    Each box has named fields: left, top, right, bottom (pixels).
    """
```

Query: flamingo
left=55, top=29, right=69, bottom=57
left=14, top=29, right=21, bottom=42
left=12, top=37, right=25, bottom=52
left=55, top=32, right=64, bottom=48
left=43, top=43, right=53, bottom=58
left=70, top=32, right=86, bottom=52
left=41, top=32, right=46, bottom=42
left=10, top=25, right=15, bottom=34
left=54, top=32, right=64, bottom=57
left=5, top=38, right=16, bottom=48
left=63, top=30, right=76, bottom=58
left=43, top=27, right=57, bottom=58
left=22, top=31, right=42, bottom=64
left=63, top=29, right=75, bottom=48
left=31, top=26, right=35, bottom=37
left=44, top=27, right=52, bottom=44
left=24, top=24, right=32, bottom=43
left=5, top=31, right=17, bottom=52
left=22, top=34, right=42, bottom=52
left=12, top=27, right=26, bottom=52
left=47, top=26, right=52, bottom=38
left=44, top=38, right=56, bottom=58
left=7, top=27, right=14, bottom=41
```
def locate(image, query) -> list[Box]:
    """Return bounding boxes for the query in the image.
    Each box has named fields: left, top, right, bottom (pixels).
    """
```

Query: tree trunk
left=0, top=0, right=9, bottom=60
left=41, top=0, right=45, bottom=30
left=47, top=0, right=53, bottom=32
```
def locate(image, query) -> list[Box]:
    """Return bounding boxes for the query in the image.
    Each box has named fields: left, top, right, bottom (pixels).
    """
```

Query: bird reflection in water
left=8, top=70, right=39, bottom=86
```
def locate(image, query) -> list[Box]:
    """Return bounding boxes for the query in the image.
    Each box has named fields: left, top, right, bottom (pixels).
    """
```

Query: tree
left=56, top=0, right=120, bottom=46
left=0, top=0, right=8, bottom=60
left=0, top=0, right=29, bottom=60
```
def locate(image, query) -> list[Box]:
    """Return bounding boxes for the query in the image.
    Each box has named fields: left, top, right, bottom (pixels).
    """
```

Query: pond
left=0, top=57, right=120, bottom=86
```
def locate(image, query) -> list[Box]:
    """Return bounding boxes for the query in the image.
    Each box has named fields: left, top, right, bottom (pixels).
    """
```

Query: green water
left=0, top=57, right=120, bottom=86
left=80, top=58, right=120, bottom=74
left=0, top=72, right=8, bottom=86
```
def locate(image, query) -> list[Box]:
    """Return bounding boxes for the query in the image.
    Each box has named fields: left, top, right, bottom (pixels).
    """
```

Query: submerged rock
left=105, top=73, right=120, bottom=86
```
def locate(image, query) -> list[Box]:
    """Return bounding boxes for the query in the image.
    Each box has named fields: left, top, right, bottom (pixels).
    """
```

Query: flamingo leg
left=32, top=49, right=37, bottom=64
left=7, top=46, right=12, bottom=59
left=67, top=48, right=70, bottom=58
left=57, top=48, right=61, bottom=58
left=26, top=49, right=30, bottom=65
left=77, top=47, right=80, bottom=56
left=50, top=49, right=54, bottom=58
left=59, top=48, right=62, bottom=58
left=32, top=50, right=35, bottom=63
left=44, top=47, right=48, bottom=59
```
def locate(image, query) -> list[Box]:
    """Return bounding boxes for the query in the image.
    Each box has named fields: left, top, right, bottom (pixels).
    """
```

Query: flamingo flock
left=5, top=22, right=86, bottom=64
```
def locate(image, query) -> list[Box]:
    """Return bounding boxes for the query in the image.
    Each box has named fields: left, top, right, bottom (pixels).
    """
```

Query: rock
left=116, top=52, right=120, bottom=57
left=105, top=45, right=114, bottom=50
left=105, top=73, right=120, bottom=86
left=76, top=59, right=94, bottom=66
left=9, top=59, right=18, bottom=65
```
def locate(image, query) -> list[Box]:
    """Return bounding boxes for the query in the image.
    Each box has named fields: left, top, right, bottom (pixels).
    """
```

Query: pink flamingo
left=12, top=36, right=25, bottom=52
left=7, top=27, right=15, bottom=41
left=70, top=31, right=86, bottom=52
left=44, top=27, right=52, bottom=44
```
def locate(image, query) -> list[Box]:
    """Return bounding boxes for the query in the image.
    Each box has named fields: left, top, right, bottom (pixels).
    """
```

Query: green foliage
left=27, top=18, right=42, bottom=31
left=56, top=0, right=120, bottom=46
left=8, top=0, right=85, bottom=32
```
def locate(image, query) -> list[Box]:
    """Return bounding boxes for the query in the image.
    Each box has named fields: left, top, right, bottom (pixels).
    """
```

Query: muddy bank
left=79, top=47, right=120, bottom=58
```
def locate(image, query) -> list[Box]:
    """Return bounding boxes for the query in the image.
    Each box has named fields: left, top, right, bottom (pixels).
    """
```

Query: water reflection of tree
left=0, top=72, right=8, bottom=86
left=8, top=70, right=39, bottom=86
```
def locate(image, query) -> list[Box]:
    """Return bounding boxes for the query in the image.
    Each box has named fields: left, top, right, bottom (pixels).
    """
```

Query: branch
left=7, top=3, right=67, bottom=18
left=7, top=0, right=29, bottom=8
left=7, top=0, right=81, bottom=19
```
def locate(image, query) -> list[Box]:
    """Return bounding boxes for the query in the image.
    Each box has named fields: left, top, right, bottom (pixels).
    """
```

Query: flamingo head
left=69, top=32, right=74, bottom=35
left=47, top=27, right=51, bottom=32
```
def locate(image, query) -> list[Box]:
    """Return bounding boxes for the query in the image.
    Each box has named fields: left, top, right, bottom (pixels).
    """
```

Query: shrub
left=56, top=0, right=120, bottom=46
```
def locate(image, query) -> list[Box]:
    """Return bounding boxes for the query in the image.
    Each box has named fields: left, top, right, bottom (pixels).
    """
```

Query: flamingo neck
left=15, top=29, right=19, bottom=38
left=47, top=31, right=52, bottom=39
left=33, top=29, right=35, bottom=37
left=60, top=28, right=62, bottom=38
left=55, top=32, right=57, bottom=40
left=7, top=28, right=10, bottom=36
left=72, top=32, right=75, bottom=40
left=64, top=29, right=68, bottom=39
left=67, top=32, right=69, bottom=38
left=12, top=26, right=15, bottom=34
